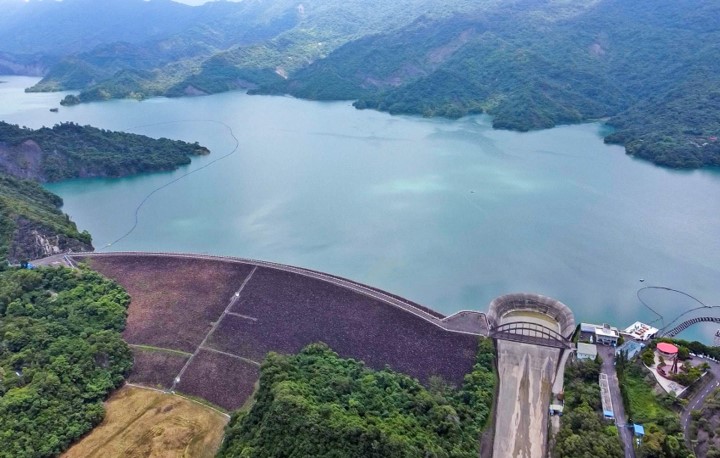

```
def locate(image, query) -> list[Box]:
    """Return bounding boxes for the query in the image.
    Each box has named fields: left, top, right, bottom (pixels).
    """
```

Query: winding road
left=680, top=358, right=720, bottom=451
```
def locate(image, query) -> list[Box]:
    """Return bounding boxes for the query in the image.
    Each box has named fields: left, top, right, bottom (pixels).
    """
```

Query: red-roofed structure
left=657, top=342, right=678, bottom=355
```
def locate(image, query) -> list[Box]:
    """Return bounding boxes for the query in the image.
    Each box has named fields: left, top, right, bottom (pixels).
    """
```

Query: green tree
left=0, top=266, right=132, bottom=458
left=219, top=340, right=497, bottom=458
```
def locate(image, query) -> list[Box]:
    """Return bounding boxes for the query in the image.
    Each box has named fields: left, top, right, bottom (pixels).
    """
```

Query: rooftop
left=657, top=342, right=679, bottom=355
left=581, top=322, right=620, bottom=338
left=577, top=342, right=598, bottom=357
left=599, top=373, right=613, bottom=419
left=624, top=321, right=659, bottom=341
left=616, top=340, right=645, bottom=359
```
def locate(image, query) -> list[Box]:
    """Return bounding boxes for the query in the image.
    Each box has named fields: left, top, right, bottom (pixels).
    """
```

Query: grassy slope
left=623, top=366, right=673, bottom=423
left=619, top=362, right=689, bottom=457
left=61, top=386, right=227, bottom=458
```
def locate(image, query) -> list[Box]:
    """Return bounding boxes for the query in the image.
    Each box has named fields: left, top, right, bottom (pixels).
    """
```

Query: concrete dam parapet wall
left=487, top=293, right=576, bottom=339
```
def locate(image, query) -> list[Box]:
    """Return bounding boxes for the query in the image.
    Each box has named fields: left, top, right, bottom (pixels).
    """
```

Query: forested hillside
left=268, top=0, right=720, bottom=168
left=0, top=174, right=91, bottom=264
left=28, top=0, right=477, bottom=99
left=0, top=266, right=133, bottom=458
left=0, top=121, right=209, bottom=182
left=0, top=121, right=210, bottom=263
left=5, top=0, right=720, bottom=168
left=218, top=340, right=496, bottom=457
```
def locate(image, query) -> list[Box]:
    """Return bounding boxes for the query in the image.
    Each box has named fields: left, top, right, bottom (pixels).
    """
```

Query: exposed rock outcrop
left=8, top=217, right=92, bottom=263
left=0, top=140, right=45, bottom=181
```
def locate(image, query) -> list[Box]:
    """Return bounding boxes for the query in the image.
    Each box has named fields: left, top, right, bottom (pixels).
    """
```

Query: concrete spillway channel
left=494, top=340, right=560, bottom=457
left=487, top=295, right=575, bottom=458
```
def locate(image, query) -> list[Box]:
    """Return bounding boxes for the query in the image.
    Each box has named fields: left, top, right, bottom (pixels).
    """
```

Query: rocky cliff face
left=8, top=217, right=93, bottom=263
left=0, top=140, right=46, bottom=181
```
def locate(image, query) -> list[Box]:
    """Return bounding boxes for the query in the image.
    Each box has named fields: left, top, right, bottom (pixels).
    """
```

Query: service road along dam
left=487, top=294, right=575, bottom=458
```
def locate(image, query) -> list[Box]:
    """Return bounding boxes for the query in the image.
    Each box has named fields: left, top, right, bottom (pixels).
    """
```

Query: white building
left=580, top=322, right=620, bottom=346
left=577, top=342, right=598, bottom=360
left=624, top=321, right=659, bottom=341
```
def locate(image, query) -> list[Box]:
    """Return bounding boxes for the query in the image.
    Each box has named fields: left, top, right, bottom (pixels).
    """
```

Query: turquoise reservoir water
left=3, top=76, right=720, bottom=342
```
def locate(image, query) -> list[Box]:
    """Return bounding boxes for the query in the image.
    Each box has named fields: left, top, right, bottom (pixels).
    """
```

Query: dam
left=35, top=252, right=576, bottom=456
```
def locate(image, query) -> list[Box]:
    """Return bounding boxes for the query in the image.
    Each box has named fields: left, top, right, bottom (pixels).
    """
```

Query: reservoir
left=2, top=76, right=720, bottom=342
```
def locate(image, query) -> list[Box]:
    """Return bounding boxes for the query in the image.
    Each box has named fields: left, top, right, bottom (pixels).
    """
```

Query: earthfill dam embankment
left=64, top=252, right=486, bottom=410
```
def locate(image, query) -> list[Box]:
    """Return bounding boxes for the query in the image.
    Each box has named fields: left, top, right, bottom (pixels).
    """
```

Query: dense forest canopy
left=4, top=0, right=718, bottom=167
left=218, top=339, right=496, bottom=458
left=0, top=266, right=133, bottom=458
left=553, top=359, right=623, bottom=458
left=0, top=121, right=209, bottom=182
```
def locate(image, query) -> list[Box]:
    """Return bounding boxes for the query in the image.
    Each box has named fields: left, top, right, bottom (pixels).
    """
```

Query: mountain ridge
left=4, top=0, right=720, bottom=168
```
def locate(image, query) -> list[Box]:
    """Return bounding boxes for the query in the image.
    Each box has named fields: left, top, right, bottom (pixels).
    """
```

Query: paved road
left=598, top=345, right=636, bottom=458
left=681, top=358, right=720, bottom=450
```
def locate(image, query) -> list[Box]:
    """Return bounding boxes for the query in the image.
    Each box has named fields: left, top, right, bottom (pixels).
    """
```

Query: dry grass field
left=62, top=386, right=227, bottom=458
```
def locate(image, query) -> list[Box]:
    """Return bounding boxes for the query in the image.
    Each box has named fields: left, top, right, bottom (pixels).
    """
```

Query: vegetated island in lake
left=12, top=0, right=718, bottom=169
left=0, top=121, right=210, bottom=263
